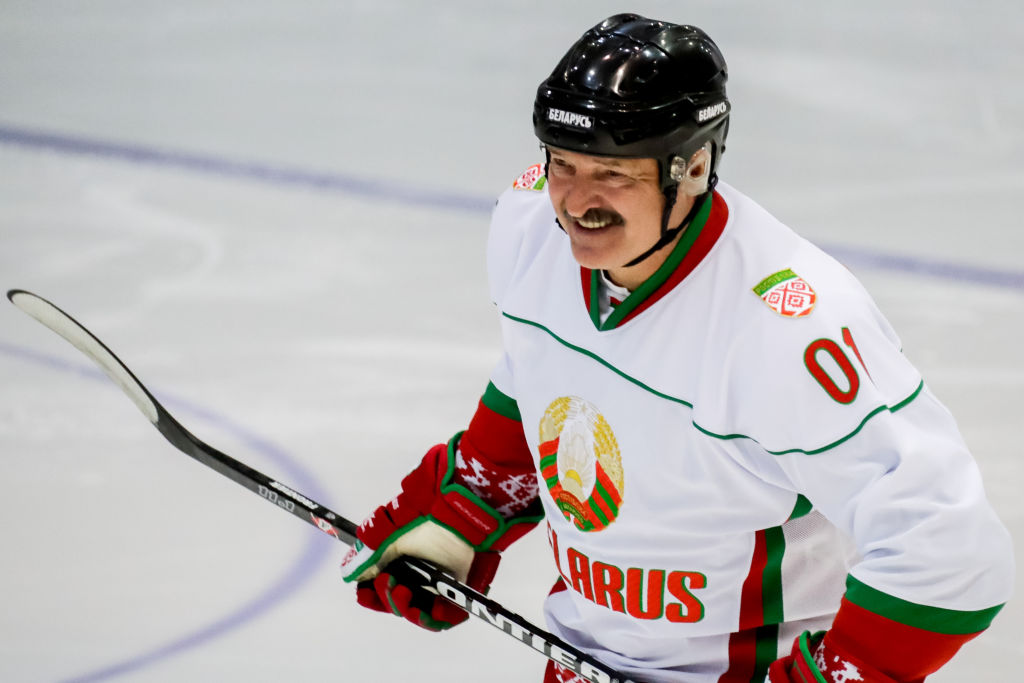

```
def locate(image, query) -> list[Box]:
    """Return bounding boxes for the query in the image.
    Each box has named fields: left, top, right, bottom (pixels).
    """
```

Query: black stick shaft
left=6, top=289, right=634, bottom=683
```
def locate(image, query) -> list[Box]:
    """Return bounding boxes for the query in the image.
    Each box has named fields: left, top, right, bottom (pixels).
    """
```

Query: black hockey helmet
left=534, top=14, right=730, bottom=191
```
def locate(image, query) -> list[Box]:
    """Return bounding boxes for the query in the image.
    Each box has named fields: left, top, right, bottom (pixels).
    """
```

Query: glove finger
left=370, top=572, right=408, bottom=618
left=385, top=578, right=459, bottom=632
left=356, top=579, right=391, bottom=614
left=365, top=555, right=481, bottom=631
left=398, top=565, right=470, bottom=628
left=430, top=597, right=469, bottom=627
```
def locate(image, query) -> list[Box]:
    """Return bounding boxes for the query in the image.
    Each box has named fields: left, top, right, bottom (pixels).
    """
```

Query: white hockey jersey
left=482, top=172, right=1013, bottom=682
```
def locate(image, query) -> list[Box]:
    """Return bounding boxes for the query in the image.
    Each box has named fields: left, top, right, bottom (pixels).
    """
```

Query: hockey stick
left=6, top=289, right=633, bottom=683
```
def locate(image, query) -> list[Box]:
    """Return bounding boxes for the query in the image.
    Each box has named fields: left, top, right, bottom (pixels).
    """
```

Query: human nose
left=560, top=176, right=602, bottom=218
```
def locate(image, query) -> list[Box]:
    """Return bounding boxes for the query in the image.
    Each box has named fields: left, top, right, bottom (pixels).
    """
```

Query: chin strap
left=621, top=177, right=714, bottom=268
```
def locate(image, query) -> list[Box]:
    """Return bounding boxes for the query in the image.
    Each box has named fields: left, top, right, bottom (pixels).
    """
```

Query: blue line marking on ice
left=0, top=342, right=335, bottom=682
left=1, top=122, right=1022, bottom=291
left=0, top=123, right=494, bottom=215
left=817, top=244, right=1024, bottom=291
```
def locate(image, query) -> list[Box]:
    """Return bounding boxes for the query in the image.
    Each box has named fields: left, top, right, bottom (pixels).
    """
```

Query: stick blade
left=7, top=289, right=160, bottom=424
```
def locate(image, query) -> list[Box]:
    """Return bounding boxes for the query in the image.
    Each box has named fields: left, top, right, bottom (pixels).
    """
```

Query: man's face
left=545, top=147, right=671, bottom=287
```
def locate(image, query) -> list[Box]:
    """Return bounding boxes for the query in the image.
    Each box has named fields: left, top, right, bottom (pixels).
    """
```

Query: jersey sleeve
left=765, top=387, right=1014, bottom=678
left=711, top=237, right=1013, bottom=678
left=723, top=268, right=1014, bottom=622
left=771, top=383, right=1013, bottom=608
left=448, top=172, right=551, bottom=527
left=724, top=304, right=1014, bottom=678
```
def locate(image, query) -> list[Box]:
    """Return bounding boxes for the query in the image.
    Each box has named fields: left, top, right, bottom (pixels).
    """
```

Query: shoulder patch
left=512, top=163, right=546, bottom=191
left=753, top=268, right=816, bottom=317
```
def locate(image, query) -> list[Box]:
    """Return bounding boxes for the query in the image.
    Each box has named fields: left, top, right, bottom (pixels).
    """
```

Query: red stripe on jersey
left=740, top=530, right=768, bottom=630
left=718, top=629, right=759, bottom=683
left=718, top=530, right=768, bottom=682
left=580, top=267, right=593, bottom=311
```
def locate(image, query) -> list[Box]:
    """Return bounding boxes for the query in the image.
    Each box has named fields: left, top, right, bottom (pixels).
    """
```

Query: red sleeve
left=826, top=597, right=982, bottom=683
left=452, top=388, right=538, bottom=519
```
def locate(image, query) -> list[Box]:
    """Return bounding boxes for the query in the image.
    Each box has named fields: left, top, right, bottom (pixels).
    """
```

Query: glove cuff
left=342, top=435, right=543, bottom=583
left=782, top=630, right=899, bottom=683
left=430, top=433, right=544, bottom=552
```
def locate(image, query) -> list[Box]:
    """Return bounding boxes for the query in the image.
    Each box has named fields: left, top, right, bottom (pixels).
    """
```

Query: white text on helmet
left=548, top=108, right=594, bottom=129
left=697, top=102, right=729, bottom=123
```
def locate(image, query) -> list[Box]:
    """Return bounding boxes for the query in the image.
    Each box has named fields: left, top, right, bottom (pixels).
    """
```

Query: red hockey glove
left=341, top=437, right=542, bottom=631
left=353, top=549, right=502, bottom=631
left=768, top=631, right=898, bottom=683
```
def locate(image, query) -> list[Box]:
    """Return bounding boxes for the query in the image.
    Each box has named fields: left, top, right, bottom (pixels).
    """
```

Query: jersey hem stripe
left=844, top=575, right=1006, bottom=635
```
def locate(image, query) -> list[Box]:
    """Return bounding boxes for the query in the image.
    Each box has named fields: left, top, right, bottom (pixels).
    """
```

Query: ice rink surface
left=1, top=1, right=1021, bottom=681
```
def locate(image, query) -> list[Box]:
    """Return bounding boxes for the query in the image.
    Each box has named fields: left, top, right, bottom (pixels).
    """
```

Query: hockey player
left=342, top=14, right=1014, bottom=682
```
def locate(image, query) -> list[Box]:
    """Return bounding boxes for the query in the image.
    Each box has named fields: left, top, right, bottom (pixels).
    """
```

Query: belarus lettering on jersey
left=479, top=167, right=1012, bottom=682
left=547, top=523, right=707, bottom=624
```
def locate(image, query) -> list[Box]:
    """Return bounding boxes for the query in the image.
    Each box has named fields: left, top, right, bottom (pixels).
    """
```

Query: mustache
left=563, top=206, right=625, bottom=226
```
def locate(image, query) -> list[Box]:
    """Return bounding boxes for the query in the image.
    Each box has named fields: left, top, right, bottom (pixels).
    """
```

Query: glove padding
left=768, top=631, right=898, bottom=683
left=342, top=439, right=541, bottom=631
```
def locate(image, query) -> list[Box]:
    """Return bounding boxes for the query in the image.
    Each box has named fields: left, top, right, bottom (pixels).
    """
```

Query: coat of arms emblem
left=538, top=396, right=624, bottom=532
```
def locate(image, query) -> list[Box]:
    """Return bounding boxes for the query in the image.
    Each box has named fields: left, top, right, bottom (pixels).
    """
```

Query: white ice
left=1, top=1, right=1021, bottom=681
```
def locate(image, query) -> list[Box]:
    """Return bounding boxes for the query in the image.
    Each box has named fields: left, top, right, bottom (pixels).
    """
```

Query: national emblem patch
left=753, top=268, right=817, bottom=317
left=512, top=163, right=546, bottom=191
left=538, top=396, right=624, bottom=532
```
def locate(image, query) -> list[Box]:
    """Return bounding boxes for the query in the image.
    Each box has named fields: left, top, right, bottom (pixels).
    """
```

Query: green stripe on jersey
left=788, top=495, right=813, bottom=520
left=762, top=527, right=786, bottom=625
left=845, top=575, right=1005, bottom=634
left=500, top=312, right=924, bottom=456
left=754, top=527, right=786, bottom=681
left=593, top=193, right=712, bottom=331
left=482, top=381, right=521, bottom=421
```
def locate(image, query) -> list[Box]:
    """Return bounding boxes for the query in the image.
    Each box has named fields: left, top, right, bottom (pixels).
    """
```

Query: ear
left=670, top=145, right=712, bottom=197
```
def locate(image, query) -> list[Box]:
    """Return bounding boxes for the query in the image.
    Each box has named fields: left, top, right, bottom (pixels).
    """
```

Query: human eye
left=548, top=157, right=573, bottom=176
left=601, top=168, right=635, bottom=185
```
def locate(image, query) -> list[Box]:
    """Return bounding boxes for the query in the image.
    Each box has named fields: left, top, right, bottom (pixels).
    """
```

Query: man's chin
left=569, top=242, right=619, bottom=271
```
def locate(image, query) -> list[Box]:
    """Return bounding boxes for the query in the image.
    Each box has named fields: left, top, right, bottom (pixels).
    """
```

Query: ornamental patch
left=538, top=397, right=624, bottom=532
left=512, top=163, right=546, bottom=191
left=753, top=268, right=816, bottom=317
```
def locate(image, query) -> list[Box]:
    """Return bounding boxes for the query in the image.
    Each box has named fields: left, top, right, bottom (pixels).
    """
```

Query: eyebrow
left=593, top=158, right=631, bottom=169
left=549, top=152, right=635, bottom=169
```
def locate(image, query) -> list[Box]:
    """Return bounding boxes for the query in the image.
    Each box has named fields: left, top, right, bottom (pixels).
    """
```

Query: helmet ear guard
left=669, top=144, right=713, bottom=196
